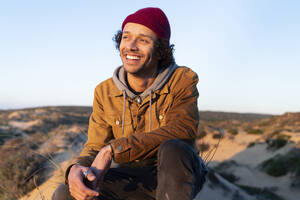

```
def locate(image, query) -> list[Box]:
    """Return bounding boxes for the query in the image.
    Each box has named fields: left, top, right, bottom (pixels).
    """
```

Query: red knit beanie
left=122, top=7, right=171, bottom=40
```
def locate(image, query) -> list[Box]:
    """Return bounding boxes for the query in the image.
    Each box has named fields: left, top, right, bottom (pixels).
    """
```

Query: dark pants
left=52, top=139, right=207, bottom=200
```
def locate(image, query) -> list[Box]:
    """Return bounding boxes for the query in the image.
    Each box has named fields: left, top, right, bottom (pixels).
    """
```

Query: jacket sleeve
left=73, top=87, right=114, bottom=167
left=109, top=68, right=199, bottom=163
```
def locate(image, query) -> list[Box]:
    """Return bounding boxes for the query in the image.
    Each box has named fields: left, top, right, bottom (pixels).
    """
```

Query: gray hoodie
left=112, top=63, right=178, bottom=133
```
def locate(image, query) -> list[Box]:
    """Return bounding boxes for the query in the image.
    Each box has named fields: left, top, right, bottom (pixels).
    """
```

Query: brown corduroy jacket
left=74, top=66, right=199, bottom=167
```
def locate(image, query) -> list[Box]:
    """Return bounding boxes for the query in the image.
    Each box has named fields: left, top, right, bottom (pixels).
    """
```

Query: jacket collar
left=109, top=86, right=123, bottom=97
left=109, top=83, right=170, bottom=98
left=111, top=64, right=177, bottom=99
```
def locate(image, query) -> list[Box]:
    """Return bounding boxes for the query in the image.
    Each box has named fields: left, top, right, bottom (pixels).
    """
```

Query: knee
left=158, top=139, right=195, bottom=169
left=158, top=139, right=192, bottom=158
left=158, top=139, right=208, bottom=174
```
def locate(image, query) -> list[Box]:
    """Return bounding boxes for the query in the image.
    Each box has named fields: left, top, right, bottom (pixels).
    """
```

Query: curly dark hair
left=113, top=30, right=175, bottom=70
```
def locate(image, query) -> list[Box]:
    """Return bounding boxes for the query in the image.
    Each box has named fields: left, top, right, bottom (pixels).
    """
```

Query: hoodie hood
left=113, top=63, right=178, bottom=101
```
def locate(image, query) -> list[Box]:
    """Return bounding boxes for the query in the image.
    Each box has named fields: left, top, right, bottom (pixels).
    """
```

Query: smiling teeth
left=127, top=55, right=139, bottom=60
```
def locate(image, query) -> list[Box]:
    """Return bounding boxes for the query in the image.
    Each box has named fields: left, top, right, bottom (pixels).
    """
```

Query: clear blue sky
left=1, top=0, right=300, bottom=115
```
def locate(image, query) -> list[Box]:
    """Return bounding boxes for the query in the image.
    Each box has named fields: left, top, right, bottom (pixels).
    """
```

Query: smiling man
left=52, top=7, right=207, bottom=200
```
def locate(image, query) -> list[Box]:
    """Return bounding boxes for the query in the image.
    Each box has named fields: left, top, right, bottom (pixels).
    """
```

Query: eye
left=140, top=38, right=149, bottom=44
left=122, top=35, right=129, bottom=40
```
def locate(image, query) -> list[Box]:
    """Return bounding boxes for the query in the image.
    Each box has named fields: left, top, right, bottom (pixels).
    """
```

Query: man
left=53, top=7, right=207, bottom=200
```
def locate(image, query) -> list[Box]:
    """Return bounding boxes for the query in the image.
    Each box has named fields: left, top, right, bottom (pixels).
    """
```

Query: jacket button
left=159, top=115, right=163, bottom=120
left=136, top=97, right=142, bottom=104
left=117, top=146, right=123, bottom=151
left=115, top=120, right=120, bottom=125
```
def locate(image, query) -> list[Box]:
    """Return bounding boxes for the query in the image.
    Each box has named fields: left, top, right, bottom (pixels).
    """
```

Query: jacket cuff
left=109, top=138, right=131, bottom=163
left=64, top=163, right=78, bottom=185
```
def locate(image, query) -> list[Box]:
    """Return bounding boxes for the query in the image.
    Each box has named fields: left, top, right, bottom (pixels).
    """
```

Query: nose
left=128, top=39, right=138, bottom=51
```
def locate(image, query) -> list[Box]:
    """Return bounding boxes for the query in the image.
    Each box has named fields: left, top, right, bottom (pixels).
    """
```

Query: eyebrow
left=123, top=31, right=155, bottom=40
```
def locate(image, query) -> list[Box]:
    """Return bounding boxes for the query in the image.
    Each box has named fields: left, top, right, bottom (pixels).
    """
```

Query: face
left=120, top=23, right=158, bottom=77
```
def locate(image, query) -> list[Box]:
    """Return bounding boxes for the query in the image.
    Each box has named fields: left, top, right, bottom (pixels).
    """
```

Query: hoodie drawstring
left=122, top=90, right=153, bottom=134
left=149, top=90, right=152, bottom=132
left=122, top=90, right=126, bottom=135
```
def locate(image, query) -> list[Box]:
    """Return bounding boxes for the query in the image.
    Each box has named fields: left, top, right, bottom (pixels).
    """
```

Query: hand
left=68, top=164, right=99, bottom=200
left=90, top=145, right=113, bottom=191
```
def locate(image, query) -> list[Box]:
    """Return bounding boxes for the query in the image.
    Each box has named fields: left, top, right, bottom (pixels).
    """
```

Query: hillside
left=196, top=112, right=300, bottom=200
left=0, top=106, right=299, bottom=200
left=0, top=106, right=91, bottom=199
left=199, top=111, right=273, bottom=122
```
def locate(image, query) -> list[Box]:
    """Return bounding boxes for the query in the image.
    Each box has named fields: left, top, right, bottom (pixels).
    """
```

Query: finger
left=69, top=184, right=84, bottom=200
left=70, top=180, right=98, bottom=198
left=70, top=186, right=87, bottom=200
left=70, top=189, right=85, bottom=200
left=77, top=179, right=99, bottom=197
left=84, top=169, right=97, bottom=182
left=71, top=186, right=96, bottom=200
left=86, top=195, right=97, bottom=200
left=81, top=167, right=91, bottom=178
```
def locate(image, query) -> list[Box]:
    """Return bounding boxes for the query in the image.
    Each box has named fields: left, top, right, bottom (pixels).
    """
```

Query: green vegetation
left=0, top=128, right=11, bottom=145
left=208, top=169, right=283, bottom=200
left=267, top=135, right=290, bottom=150
left=196, top=129, right=207, bottom=139
left=0, top=107, right=91, bottom=200
left=245, top=128, right=264, bottom=135
left=261, top=149, right=300, bottom=179
left=247, top=142, right=256, bottom=148
left=291, top=177, right=300, bottom=188
left=261, top=156, right=288, bottom=177
left=215, top=160, right=239, bottom=171
left=237, top=185, right=285, bottom=200
left=197, top=142, right=210, bottom=152
left=0, top=136, right=49, bottom=200
left=213, top=161, right=240, bottom=184
left=219, top=171, right=239, bottom=183
left=257, top=120, right=273, bottom=127
left=228, top=128, right=238, bottom=135
left=207, top=170, right=220, bottom=185
left=212, top=133, right=223, bottom=139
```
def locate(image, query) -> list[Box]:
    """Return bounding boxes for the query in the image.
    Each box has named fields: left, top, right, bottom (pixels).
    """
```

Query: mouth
left=126, top=54, right=141, bottom=60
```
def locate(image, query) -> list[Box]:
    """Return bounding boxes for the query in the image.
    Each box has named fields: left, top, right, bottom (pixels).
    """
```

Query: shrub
left=257, top=120, right=272, bottom=127
left=196, top=129, right=207, bottom=139
left=291, top=177, right=300, bottom=188
left=219, top=171, right=239, bottom=183
left=247, top=142, right=256, bottom=148
left=0, top=149, right=47, bottom=199
left=228, top=128, right=238, bottom=135
left=237, top=185, right=285, bottom=200
left=215, top=160, right=239, bottom=171
left=197, top=142, right=210, bottom=152
left=261, top=149, right=300, bottom=179
left=245, top=128, right=263, bottom=135
left=212, top=133, right=223, bottom=139
left=0, top=134, right=51, bottom=200
left=261, top=157, right=288, bottom=177
left=207, top=170, right=219, bottom=185
left=267, top=135, right=289, bottom=150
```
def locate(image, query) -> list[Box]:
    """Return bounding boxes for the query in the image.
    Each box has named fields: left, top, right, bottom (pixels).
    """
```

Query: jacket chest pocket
left=105, top=113, right=133, bottom=138
left=152, top=94, right=173, bottom=128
